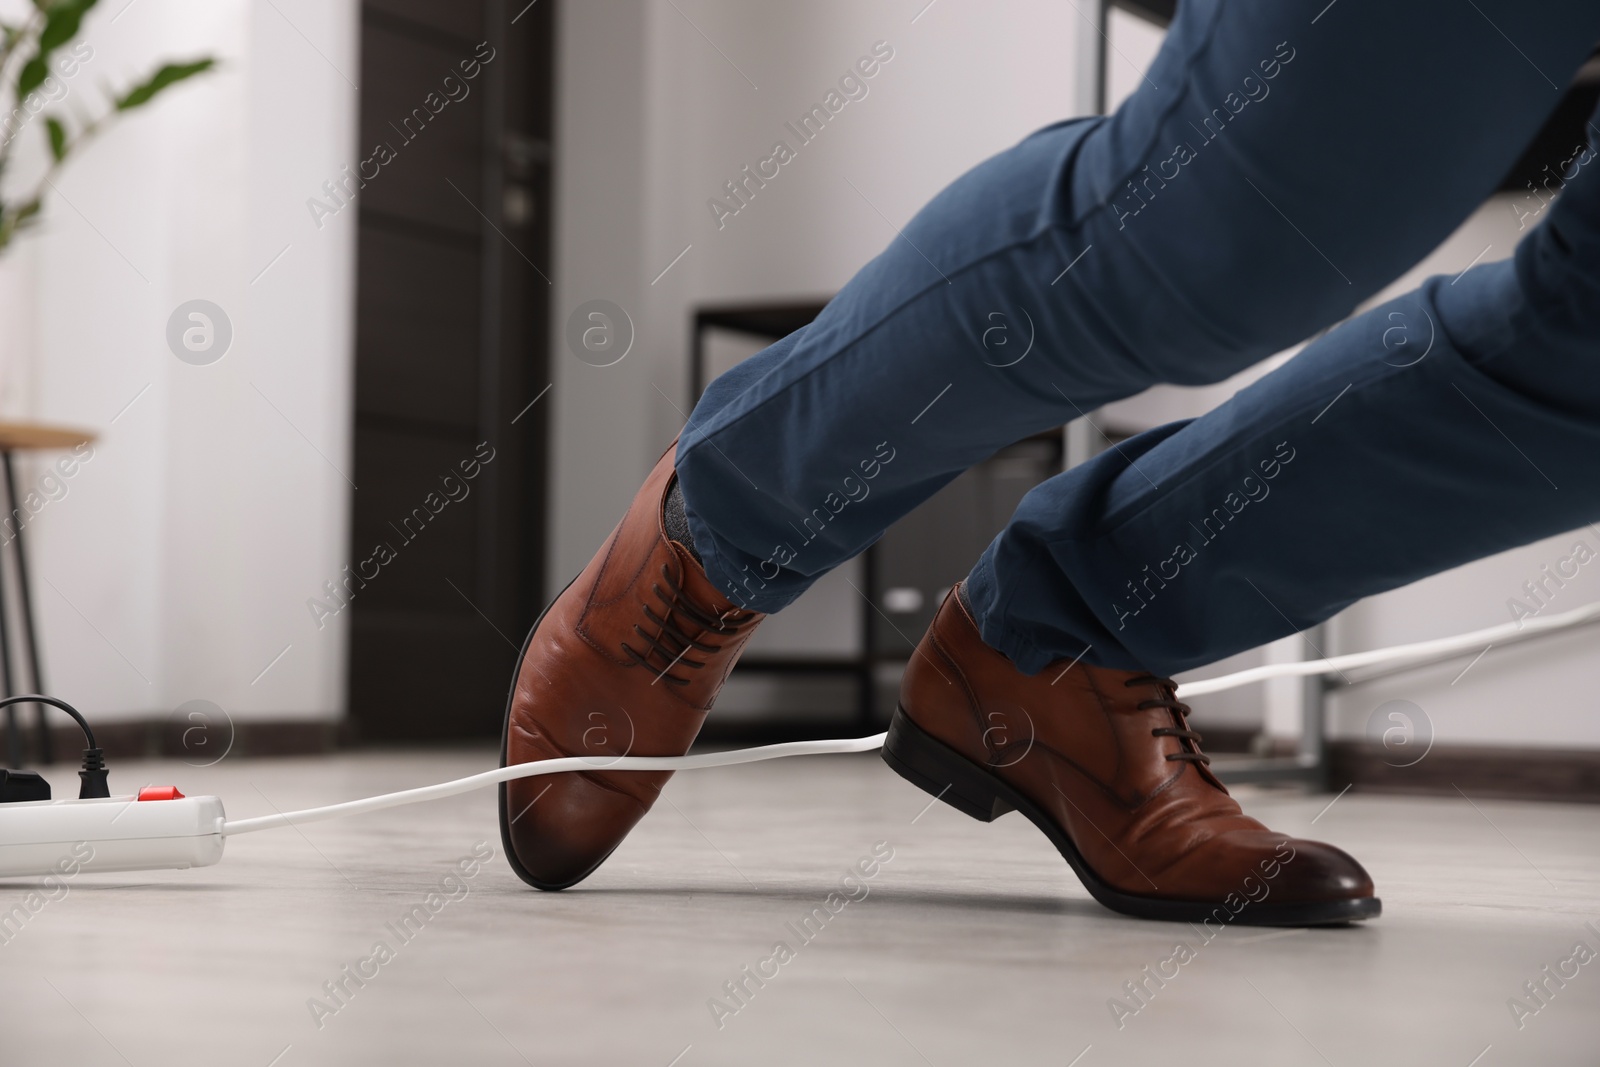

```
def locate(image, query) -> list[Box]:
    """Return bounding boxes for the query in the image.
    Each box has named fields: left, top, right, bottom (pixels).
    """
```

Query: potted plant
left=0, top=0, right=214, bottom=252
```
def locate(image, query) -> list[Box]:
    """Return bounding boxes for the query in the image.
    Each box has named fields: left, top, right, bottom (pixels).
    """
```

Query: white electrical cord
left=220, top=597, right=1600, bottom=836
left=1176, top=595, right=1600, bottom=696
left=220, top=734, right=888, bottom=835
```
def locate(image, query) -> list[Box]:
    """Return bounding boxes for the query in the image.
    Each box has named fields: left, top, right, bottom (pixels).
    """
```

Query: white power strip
left=0, top=789, right=225, bottom=877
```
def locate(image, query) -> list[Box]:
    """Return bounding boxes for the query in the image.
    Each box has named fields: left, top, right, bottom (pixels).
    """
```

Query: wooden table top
left=0, top=422, right=96, bottom=451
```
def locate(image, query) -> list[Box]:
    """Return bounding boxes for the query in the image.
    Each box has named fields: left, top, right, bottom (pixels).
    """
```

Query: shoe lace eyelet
left=621, top=560, right=749, bottom=685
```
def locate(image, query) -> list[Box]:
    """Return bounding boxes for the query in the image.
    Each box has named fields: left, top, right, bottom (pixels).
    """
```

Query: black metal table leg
left=0, top=451, right=15, bottom=767
left=1, top=453, right=50, bottom=764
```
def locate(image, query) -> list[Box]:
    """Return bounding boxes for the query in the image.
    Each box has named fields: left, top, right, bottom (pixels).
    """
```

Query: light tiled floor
left=3, top=748, right=1597, bottom=1066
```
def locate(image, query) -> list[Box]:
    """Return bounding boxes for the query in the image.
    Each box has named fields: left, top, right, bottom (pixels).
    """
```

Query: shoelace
left=1124, top=673, right=1211, bottom=765
left=620, top=562, right=754, bottom=686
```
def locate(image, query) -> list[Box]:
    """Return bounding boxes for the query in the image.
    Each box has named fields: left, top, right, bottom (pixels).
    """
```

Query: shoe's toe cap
left=501, top=772, right=651, bottom=890
left=1157, top=829, right=1376, bottom=905
left=1268, top=836, right=1375, bottom=902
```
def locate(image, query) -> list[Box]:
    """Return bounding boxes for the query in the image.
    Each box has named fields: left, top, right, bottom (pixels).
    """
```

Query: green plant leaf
left=17, top=56, right=47, bottom=97
left=0, top=199, right=36, bottom=251
left=0, top=198, right=44, bottom=249
left=114, top=57, right=215, bottom=110
left=17, top=0, right=96, bottom=97
left=45, top=115, right=66, bottom=161
left=37, top=0, right=95, bottom=51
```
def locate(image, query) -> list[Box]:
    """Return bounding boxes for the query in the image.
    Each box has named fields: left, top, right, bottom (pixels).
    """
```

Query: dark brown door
left=348, top=0, right=553, bottom=740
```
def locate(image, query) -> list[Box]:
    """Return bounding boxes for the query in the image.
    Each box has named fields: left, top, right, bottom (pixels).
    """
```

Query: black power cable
left=0, top=695, right=108, bottom=799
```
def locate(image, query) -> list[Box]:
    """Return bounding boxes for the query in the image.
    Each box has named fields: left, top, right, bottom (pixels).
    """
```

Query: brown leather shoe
left=886, top=585, right=1379, bottom=925
left=498, top=442, right=762, bottom=890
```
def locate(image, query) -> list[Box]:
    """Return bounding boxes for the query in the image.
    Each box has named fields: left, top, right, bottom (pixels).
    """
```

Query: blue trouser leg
left=972, top=162, right=1600, bottom=673
left=677, top=0, right=1600, bottom=671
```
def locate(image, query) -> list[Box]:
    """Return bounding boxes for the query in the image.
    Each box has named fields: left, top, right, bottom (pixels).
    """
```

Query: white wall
left=0, top=0, right=357, bottom=723
left=551, top=0, right=1086, bottom=586
left=548, top=0, right=652, bottom=590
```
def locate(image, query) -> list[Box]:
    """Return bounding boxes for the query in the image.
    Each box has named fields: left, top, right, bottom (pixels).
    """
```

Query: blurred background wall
left=0, top=0, right=358, bottom=727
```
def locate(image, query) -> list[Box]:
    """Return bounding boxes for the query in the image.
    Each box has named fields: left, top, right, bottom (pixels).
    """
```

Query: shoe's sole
left=496, top=577, right=622, bottom=892
left=881, top=707, right=1381, bottom=927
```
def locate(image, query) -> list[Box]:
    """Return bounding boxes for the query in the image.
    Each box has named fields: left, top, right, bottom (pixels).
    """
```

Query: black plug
left=0, top=768, right=51, bottom=803
left=0, top=695, right=108, bottom=799
left=78, top=747, right=110, bottom=799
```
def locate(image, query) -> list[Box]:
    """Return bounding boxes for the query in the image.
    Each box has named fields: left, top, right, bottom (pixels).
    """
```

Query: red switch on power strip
left=136, top=786, right=186, bottom=801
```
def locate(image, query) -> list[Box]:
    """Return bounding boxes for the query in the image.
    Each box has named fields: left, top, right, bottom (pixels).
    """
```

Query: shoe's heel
left=881, top=707, right=1015, bottom=823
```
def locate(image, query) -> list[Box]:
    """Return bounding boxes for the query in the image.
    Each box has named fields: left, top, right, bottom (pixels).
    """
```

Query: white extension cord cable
left=219, top=734, right=890, bottom=836
left=1177, top=594, right=1600, bottom=696
left=217, top=595, right=1600, bottom=837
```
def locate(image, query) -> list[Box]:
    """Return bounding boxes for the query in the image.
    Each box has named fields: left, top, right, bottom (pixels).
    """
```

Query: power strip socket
left=0, top=789, right=226, bottom=877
